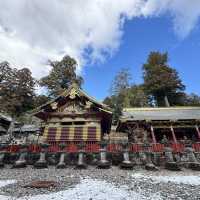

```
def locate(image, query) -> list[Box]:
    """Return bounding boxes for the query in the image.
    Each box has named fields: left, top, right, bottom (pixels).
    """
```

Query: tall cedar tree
left=127, top=85, right=149, bottom=107
left=40, top=55, right=83, bottom=97
left=0, top=62, right=36, bottom=117
left=106, top=68, right=132, bottom=124
left=143, top=52, right=185, bottom=106
left=110, top=68, right=131, bottom=95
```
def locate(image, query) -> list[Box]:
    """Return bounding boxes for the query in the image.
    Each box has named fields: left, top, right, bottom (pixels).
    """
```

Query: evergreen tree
left=143, top=52, right=185, bottom=106
left=110, top=68, right=131, bottom=95
left=40, top=55, right=83, bottom=97
left=33, top=95, right=51, bottom=107
left=109, top=68, right=131, bottom=124
left=0, top=63, right=36, bottom=117
left=127, top=85, right=149, bottom=107
left=0, top=61, right=13, bottom=83
left=103, top=95, right=123, bottom=125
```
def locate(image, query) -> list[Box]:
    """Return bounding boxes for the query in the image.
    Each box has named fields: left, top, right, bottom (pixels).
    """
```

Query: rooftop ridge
left=123, top=106, right=200, bottom=112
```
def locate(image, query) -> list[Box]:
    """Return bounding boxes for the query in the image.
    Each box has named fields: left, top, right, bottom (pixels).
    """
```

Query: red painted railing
left=107, top=144, right=122, bottom=152
left=192, top=143, right=200, bottom=152
left=4, top=142, right=199, bottom=153
left=171, top=143, right=185, bottom=153
left=85, top=143, right=100, bottom=153
left=130, top=144, right=143, bottom=152
left=7, top=145, right=20, bottom=153
left=66, top=144, right=78, bottom=153
left=48, top=145, right=60, bottom=152
left=28, top=144, right=41, bottom=153
left=47, top=142, right=100, bottom=153
left=151, top=143, right=164, bottom=152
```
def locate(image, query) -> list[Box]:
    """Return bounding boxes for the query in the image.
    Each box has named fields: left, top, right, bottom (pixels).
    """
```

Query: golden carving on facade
left=59, top=101, right=86, bottom=113
left=69, top=88, right=78, bottom=99
left=51, top=102, right=58, bottom=110
left=85, top=101, right=92, bottom=109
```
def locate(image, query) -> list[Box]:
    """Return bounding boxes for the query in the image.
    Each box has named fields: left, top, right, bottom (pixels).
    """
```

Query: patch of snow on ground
left=152, top=175, right=200, bottom=185
left=0, top=180, right=16, bottom=188
left=132, top=173, right=200, bottom=185
left=0, top=178, right=162, bottom=200
left=0, top=180, right=17, bottom=200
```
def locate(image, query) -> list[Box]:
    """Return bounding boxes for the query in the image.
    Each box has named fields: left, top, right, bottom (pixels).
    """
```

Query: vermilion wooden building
left=117, top=107, right=200, bottom=144
left=34, top=84, right=112, bottom=144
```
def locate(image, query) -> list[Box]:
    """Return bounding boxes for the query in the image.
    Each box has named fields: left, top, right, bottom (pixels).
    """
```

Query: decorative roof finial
left=71, top=81, right=79, bottom=89
left=69, top=82, right=79, bottom=99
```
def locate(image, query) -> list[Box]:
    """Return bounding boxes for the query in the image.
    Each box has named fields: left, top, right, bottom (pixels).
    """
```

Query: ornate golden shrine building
left=34, top=84, right=112, bottom=144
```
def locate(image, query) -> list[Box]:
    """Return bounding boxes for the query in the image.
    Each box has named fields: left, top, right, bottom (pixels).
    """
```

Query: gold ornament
left=51, top=102, right=58, bottom=110
left=85, top=101, right=92, bottom=109
left=69, top=88, right=78, bottom=99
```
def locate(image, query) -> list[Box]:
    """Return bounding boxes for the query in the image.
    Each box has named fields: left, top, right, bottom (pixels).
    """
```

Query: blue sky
left=0, top=1, right=200, bottom=101
left=83, top=15, right=200, bottom=100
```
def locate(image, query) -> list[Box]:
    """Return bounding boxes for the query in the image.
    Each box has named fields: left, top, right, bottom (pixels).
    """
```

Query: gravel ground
left=0, top=165, right=200, bottom=199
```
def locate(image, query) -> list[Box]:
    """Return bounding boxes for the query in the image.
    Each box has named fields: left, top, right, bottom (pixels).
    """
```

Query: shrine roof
left=14, top=124, right=39, bottom=133
left=0, top=113, right=12, bottom=122
left=32, top=84, right=112, bottom=119
left=0, top=125, right=7, bottom=132
left=120, top=107, right=200, bottom=122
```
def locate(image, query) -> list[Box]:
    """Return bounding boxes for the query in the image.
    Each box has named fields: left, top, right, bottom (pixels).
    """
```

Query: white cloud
left=0, top=0, right=199, bottom=78
left=141, top=0, right=200, bottom=38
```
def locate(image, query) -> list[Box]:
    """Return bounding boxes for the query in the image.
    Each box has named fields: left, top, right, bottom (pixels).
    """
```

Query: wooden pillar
left=170, top=125, right=177, bottom=143
left=150, top=125, right=157, bottom=143
left=195, top=125, right=200, bottom=140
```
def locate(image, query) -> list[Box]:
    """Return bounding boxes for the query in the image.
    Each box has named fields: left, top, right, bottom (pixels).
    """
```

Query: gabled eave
left=32, top=84, right=112, bottom=120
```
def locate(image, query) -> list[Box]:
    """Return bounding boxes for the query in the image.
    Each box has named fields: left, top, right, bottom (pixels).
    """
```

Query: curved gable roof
left=33, top=84, right=112, bottom=119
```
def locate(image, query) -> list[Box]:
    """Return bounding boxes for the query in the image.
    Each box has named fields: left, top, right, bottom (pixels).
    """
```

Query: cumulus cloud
left=142, top=0, right=200, bottom=38
left=0, top=0, right=199, bottom=78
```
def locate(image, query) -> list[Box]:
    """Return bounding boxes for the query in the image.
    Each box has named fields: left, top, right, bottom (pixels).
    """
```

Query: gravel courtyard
left=0, top=166, right=200, bottom=200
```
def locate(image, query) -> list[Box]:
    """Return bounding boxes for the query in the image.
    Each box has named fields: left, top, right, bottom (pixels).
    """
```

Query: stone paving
left=0, top=166, right=200, bottom=199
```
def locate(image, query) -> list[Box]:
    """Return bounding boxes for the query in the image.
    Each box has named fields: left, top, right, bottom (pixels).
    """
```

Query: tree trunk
left=164, top=96, right=170, bottom=107
left=7, top=119, right=15, bottom=142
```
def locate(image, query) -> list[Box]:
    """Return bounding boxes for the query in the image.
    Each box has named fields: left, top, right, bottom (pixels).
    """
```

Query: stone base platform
left=12, top=161, right=27, bottom=169
left=56, top=163, right=67, bottom=169
left=120, top=162, right=134, bottom=170
left=145, top=163, right=158, bottom=171
left=188, top=162, right=200, bottom=171
left=34, top=162, right=48, bottom=169
left=75, top=164, right=87, bottom=169
left=165, top=162, right=181, bottom=171
left=97, top=161, right=111, bottom=169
